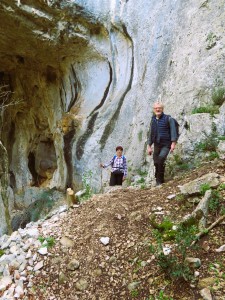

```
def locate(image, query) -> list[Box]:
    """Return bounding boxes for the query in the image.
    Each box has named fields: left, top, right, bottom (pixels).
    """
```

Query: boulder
left=217, top=141, right=225, bottom=160
left=179, top=173, right=220, bottom=195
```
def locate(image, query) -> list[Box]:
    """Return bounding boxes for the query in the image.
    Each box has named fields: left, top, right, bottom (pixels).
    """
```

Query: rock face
left=0, top=0, right=225, bottom=234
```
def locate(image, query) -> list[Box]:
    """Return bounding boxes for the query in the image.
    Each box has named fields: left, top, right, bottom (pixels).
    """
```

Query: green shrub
left=130, top=290, right=139, bottom=298
left=140, top=183, right=146, bottom=189
left=218, top=136, right=225, bottom=141
left=148, top=291, right=174, bottom=300
left=207, top=151, right=219, bottom=161
left=220, top=206, right=225, bottom=215
left=178, top=163, right=190, bottom=170
left=212, top=87, right=225, bottom=106
left=209, top=190, right=221, bottom=213
left=175, top=194, right=186, bottom=203
left=149, top=225, right=197, bottom=281
left=196, top=139, right=218, bottom=152
left=206, top=32, right=217, bottom=50
left=38, top=236, right=55, bottom=248
left=192, top=106, right=219, bottom=115
left=137, top=169, right=148, bottom=176
left=80, top=170, right=93, bottom=201
left=0, top=249, right=5, bottom=257
left=218, top=183, right=225, bottom=191
left=173, top=154, right=183, bottom=165
left=137, top=177, right=145, bottom=184
left=200, top=183, right=211, bottom=195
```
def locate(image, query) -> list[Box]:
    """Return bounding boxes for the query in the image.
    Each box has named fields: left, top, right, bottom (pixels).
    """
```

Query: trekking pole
left=100, top=166, right=103, bottom=193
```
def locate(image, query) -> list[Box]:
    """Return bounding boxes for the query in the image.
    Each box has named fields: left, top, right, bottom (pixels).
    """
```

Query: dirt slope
left=28, top=160, right=225, bottom=300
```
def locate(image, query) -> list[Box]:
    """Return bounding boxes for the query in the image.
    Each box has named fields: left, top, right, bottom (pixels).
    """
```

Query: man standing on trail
left=147, top=102, right=178, bottom=186
left=100, top=146, right=127, bottom=186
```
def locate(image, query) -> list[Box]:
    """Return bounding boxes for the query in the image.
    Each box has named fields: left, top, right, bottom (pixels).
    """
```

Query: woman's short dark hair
left=116, top=146, right=123, bottom=151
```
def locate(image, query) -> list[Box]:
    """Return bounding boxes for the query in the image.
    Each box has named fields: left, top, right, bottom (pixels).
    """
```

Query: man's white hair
left=153, top=101, right=164, bottom=109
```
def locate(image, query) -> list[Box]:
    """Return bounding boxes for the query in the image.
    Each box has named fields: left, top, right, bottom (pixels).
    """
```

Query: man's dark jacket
left=148, top=112, right=178, bottom=147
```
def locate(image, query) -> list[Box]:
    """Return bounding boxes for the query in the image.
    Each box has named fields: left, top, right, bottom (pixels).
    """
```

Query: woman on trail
left=100, top=146, right=128, bottom=186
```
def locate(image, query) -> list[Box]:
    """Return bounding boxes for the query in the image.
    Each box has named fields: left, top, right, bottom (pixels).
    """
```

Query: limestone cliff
left=0, top=0, right=225, bottom=235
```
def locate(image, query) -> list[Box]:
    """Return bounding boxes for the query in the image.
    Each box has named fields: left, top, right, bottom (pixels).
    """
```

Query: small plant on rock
left=192, top=106, right=219, bottom=115
left=0, top=249, right=5, bottom=257
left=206, top=151, right=219, bottom=161
left=199, top=183, right=211, bottom=195
left=209, top=190, right=221, bottom=213
left=149, top=224, right=198, bottom=282
left=130, top=289, right=139, bottom=298
left=38, top=236, right=55, bottom=248
left=212, top=87, right=225, bottom=106
left=137, top=177, right=145, bottom=184
left=80, top=170, right=93, bottom=201
left=218, top=183, right=225, bottom=191
left=137, top=169, right=148, bottom=176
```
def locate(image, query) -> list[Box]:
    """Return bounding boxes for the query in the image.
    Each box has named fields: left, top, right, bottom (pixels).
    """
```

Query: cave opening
left=28, top=151, right=39, bottom=186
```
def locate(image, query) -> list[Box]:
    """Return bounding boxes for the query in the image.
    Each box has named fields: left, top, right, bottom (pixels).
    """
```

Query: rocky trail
left=0, top=160, right=225, bottom=300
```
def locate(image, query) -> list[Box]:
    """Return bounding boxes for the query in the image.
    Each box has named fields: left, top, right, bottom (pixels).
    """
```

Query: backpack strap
left=165, top=114, right=171, bottom=126
left=112, top=155, right=117, bottom=166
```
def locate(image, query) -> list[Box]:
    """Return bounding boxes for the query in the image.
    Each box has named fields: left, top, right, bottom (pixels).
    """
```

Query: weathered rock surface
left=217, top=141, right=225, bottom=160
left=179, top=173, right=220, bottom=195
left=200, top=288, right=213, bottom=300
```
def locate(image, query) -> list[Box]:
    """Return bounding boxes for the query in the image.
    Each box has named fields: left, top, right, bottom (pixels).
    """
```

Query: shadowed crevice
left=89, top=61, right=112, bottom=116
left=76, top=112, right=99, bottom=160
left=63, top=125, right=76, bottom=188
left=99, top=25, right=134, bottom=150
left=67, top=64, right=81, bottom=112
left=75, top=61, right=112, bottom=160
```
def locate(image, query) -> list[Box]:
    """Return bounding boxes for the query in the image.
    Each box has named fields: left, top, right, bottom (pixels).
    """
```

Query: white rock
left=75, top=189, right=86, bottom=197
left=15, top=285, right=24, bottom=298
left=200, top=288, right=212, bottom=300
left=60, top=236, right=74, bottom=247
left=19, top=262, right=26, bottom=272
left=167, top=194, right=176, bottom=200
left=33, top=261, right=44, bottom=271
left=14, top=270, right=20, bottom=281
left=38, top=247, right=48, bottom=255
left=9, top=231, right=21, bottom=242
left=215, top=244, right=225, bottom=252
left=3, top=265, right=10, bottom=276
left=194, top=271, right=200, bottom=277
left=28, top=258, right=34, bottom=266
left=0, top=276, right=12, bottom=291
left=100, top=237, right=110, bottom=245
left=163, top=246, right=171, bottom=255
left=217, top=141, right=225, bottom=160
left=156, top=206, right=163, bottom=211
left=25, top=228, right=39, bottom=238
left=1, top=240, right=10, bottom=250
left=26, top=250, right=32, bottom=259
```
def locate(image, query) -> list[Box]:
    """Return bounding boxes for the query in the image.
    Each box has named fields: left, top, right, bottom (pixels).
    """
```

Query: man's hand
left=100, top=163, right=104, bottom=168
left=147, top=145, right=153, bottom=155
left=122, top=177, right=126, bottom=182
left=170, top=142, right=176, bottom=153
